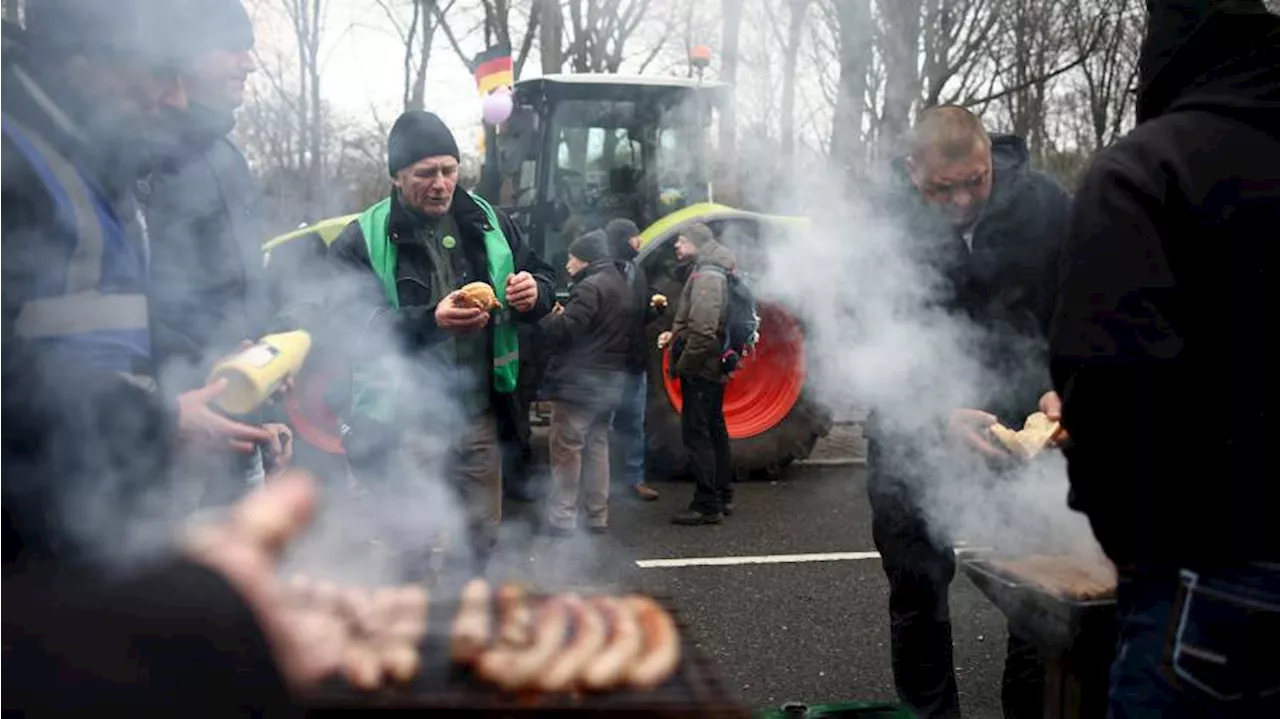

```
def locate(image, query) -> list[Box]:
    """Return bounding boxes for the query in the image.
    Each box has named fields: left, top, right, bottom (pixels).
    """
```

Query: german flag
left=473, top=45, right=514, bottom=96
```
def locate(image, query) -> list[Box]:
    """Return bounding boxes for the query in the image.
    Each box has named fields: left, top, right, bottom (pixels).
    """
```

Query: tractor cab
left=483, top=75, right=728, bottom=288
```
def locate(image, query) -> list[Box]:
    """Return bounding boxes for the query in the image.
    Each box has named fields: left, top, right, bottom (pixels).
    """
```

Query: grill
left=961, top=557, right=1117, bottom=719
left=301, top=595, right=749, bottom=717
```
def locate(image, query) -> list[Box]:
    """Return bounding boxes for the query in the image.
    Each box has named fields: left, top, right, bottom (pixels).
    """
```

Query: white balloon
left=482, top=90, right=513, bottom=125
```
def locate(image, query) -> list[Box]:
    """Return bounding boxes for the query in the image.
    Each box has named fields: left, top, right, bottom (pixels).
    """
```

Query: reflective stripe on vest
left=2, top=116, right=152, bottom=373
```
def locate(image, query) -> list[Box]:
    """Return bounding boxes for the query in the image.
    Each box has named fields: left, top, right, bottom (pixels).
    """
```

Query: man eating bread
left=326, top=110, right=554, bottom=577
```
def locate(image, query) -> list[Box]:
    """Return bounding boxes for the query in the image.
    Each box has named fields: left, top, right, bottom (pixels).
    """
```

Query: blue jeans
left=1109, top=563, right=1280, bottom=719
left=612, top=371, right=647, bottom=487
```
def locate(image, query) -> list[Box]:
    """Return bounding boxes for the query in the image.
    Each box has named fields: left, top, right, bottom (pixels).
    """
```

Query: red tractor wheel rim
left=284, top=362, right=346, bottom=455
left=662, top=303, right=806, bottom=439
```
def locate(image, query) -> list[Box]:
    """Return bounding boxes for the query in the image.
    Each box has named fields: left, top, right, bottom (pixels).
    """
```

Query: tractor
left=264, top=73, right=832, bottom=480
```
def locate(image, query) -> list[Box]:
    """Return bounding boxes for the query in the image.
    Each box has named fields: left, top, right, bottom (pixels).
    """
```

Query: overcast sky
left=249, top=0, right=495, bottom=149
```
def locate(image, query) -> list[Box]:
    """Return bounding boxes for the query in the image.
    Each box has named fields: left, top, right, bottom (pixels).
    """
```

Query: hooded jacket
left=876, top=134, right=1071, bottom=436
left=1050, top=0, right=1280, bottom=565
left=539, top=258, right=635, bottom=408
left=670, top=239, right=738, bottom=383
left=611, top=239, right=653, bottom=373
left=2, top=36, right=176, bottom=567
left=144, top=103, right=271, bottom=396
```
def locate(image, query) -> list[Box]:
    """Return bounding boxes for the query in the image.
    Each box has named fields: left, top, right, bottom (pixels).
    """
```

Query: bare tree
left=562, top=0, right=654, bottom=73
left=2, top=0, right=21, bottom=23
left=920, top=0, right=1000, bottom=107
left=242, top=0, right=335, bottom=221
left=540, top=0, right=564, bottom=72
left=827, top=0, right=874, bottom=178
left=376, top=0, right=460, bottom=111
left=1067, top=0, right=1142, bottom=151
left=988, top=0, right=1079, bottom=159
left=878, top=0, right=924, bottom=155
left=764, top=0, right=811, bottom=164
left=718, top=0, right=745, bottom=157
left=433, top=0, right=539, bottom=79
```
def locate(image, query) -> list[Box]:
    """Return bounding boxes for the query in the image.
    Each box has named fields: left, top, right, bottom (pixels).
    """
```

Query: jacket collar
left=570, top=260, right=620, bottom=283
left=388, top=186, right=491, bottom=238
left=144, top=103, right=237, bottom=172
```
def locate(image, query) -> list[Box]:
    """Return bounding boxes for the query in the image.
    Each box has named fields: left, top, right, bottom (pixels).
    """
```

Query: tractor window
left=541, top=96, right=709, bottom=286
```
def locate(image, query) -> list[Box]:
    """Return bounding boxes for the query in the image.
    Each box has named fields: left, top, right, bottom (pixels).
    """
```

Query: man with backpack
left=667, top=223, right=753, bottom=526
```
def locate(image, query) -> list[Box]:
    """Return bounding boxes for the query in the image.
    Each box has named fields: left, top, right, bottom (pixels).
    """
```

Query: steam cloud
left=745, top=159, right=1101, bottom=561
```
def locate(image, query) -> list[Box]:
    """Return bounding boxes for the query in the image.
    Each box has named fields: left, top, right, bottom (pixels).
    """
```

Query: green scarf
left=350, top=192, right=520, bottom=423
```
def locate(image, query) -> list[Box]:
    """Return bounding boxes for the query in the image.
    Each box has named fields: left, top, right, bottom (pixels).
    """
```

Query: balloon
left=482, top=90, right=513, bottom=125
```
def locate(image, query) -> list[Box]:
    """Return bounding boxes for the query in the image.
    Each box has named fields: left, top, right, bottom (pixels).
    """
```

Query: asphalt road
left=485, top=465, right=1012, bottom=717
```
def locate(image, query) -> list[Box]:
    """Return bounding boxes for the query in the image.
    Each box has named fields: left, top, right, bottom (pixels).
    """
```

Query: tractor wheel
left=643, top=298, right=831, bottom=481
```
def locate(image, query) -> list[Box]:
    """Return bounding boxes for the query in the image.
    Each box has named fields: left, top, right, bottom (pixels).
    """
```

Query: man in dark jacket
left=327, top=110, right=554, bottom=573
left=867, top=106, right=1071, bottom=719
left=145, top=0, right=292, bottom=503
left=1050, top=2, right=1280, bottom=715
left=666, top=223, right=736, bottom=526
left=539, top=230, right=635, bottom=535
left=2, top=0, right=271, bottom=568
left=605, top=217, right=661, bottom=501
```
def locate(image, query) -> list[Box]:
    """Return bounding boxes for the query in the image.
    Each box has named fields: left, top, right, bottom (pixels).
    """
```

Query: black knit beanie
left=26, top=0, right=198, bottom=67
left=387, top=110, right=460, bottom=176
left=181, top=0, right=255, bottom=54
left=569, top=230, right=612, bottom=264
left=604, top=218, right=641, bottom=259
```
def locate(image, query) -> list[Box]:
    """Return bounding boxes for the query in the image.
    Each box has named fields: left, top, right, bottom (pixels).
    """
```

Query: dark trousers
left=680, top=375, right=732, bottom=514
left=868, top=438, right=1044, bottom=719
left=1108, top=563, right=1280, bottom=719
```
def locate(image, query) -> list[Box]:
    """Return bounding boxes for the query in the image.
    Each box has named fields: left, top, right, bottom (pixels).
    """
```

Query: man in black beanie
left=605, top=218, right=660, bottom=501
left=538, top=230, right=636, bottom=535
left=145, top=0, right=294, bottom=506
left=1051, top=2, right=1280, bottom=715
left=328, top=109, right=554, bottom=575
left=3, top=0, right=274, bottom=568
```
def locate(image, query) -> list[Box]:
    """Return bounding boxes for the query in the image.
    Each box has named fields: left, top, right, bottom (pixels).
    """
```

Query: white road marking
left=634, top=547, right=994, bottom=569
left=636, top=551, right=881, bottom=568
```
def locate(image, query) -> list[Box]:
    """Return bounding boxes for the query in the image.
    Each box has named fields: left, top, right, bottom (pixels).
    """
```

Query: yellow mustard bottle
left=207, top=330, right=312, bottom=415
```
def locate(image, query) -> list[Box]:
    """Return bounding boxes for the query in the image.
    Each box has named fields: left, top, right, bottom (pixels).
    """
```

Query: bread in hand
left=456, top=282, right=501, bottom=311
left=989, top=411, right=1061, bottom=459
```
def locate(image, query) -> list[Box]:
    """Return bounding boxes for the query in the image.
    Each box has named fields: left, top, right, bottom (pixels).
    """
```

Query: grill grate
left=301, top=594, right=749, bottom=717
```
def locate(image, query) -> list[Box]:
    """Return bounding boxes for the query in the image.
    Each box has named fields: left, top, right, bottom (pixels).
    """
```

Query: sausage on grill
left=450, top=579, right=492, bottom=664
left=625, top=596, right=681, bottom=690
left=580, top=597, right=643, bottom=691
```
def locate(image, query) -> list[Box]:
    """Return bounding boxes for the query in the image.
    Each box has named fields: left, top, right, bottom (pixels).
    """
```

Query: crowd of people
left=320, top=105, right=743, bottom=557
left=2, top=0, right=1277, bottom=716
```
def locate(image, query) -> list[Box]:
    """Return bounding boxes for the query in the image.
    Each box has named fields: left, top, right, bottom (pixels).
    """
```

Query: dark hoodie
left=880, top=134, right=1071, bottom=430
left=605, top=219, right=652, bottom=374
left=144, top=103, right=270, bottom=396
left=1049, top=1, right=1280, bottom=566
left=539, top=231, right=635, bottom=408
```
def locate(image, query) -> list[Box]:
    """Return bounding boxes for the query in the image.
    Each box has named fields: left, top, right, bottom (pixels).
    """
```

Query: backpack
left=701, top=265, right=760, bottom=374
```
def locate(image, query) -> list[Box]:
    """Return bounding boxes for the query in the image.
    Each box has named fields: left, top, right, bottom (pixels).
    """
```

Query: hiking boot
left=632, top=483, right=660, bottom=501
left=671, top=509, right=723, bottom=526
left=588, top=525, right=608, bottom=535
left=722, top=502, right=735, bottom=516
left=539, top=525, right=575, bottom=538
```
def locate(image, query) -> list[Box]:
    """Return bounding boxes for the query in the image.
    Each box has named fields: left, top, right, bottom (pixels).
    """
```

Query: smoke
left=742, top=155, right=1101, bottom=560
left=39, top=251, right=479, bottom=585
